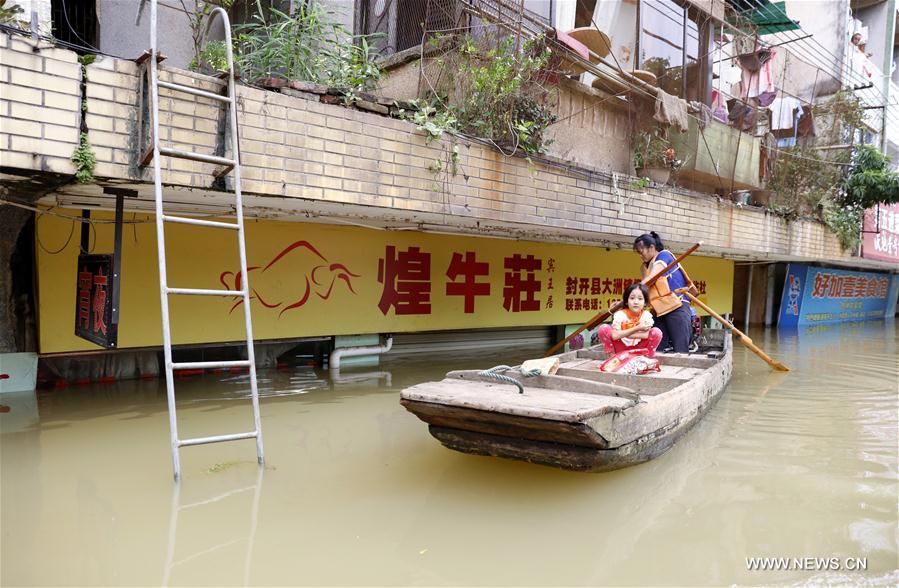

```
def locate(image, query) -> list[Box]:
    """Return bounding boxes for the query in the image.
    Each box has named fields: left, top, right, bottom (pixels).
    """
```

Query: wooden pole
left=545, top=242, right=703, bottom=357
left=676, top=288, right=790, bottom=372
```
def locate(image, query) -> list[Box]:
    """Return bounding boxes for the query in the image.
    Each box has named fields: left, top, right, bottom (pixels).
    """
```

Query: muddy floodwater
left=2, top=321, right=897, bottom=586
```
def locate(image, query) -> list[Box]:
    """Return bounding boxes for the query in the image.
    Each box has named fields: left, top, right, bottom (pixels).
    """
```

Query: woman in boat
left=633, top=231, right=693, bottom=353
left=598, top=283, right=663, bottom=355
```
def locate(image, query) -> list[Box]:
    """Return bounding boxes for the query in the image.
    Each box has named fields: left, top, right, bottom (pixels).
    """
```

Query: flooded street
left=2, top=322, right=897, bottom=586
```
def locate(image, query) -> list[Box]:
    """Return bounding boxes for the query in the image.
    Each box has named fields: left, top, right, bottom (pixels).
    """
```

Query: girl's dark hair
left=623, top=282, right=650, bottom=307
left=633, top=231, right=664, bottom=251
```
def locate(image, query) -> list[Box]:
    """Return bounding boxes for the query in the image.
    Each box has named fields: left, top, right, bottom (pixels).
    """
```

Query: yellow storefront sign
left=36, top=213, right=733, bottom=353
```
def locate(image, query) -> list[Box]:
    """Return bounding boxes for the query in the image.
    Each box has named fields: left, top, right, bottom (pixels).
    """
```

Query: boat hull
left=401, top=333, right=733, bottom=472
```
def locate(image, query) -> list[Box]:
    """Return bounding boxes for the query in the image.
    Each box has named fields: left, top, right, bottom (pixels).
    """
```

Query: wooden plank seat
left=402, top=379, right=634, bottom=422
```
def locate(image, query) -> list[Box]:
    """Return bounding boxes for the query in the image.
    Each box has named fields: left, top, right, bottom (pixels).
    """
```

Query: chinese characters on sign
left=378, top=245, right=432, bottom=315
left=810, top=273, right=889, bottom=299
left=377, top=246, right=543, bottom=315
left=503, top=254, right=541, bottom=312
left=561, top=274, right=707, bottom=311
left=862, top=203, right=899, bottom=263
left=374, top=244, right=714, bottom=317
left=445, top=251, right=490, bottom=313
left=41, top=214, right=736, bottom=354
left=778, top=263, right=894, bottom=328
left=74, top=254, right=118, bottom=348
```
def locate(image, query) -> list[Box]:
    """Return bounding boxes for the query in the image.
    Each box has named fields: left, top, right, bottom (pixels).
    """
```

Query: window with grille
left=51, top=0, right=98, bottom=52
left=639, top=0, right=711, bottom=102
left=360, top=0, right=461, bottom=56
left=360, top=0, right=552, bottom=55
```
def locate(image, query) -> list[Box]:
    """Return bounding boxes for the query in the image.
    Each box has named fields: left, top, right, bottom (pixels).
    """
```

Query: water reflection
left=0, top=389, right=39, bottom=433
left=331, top=370, right=393, bottom=388
left=1, top=323, right=896, bottom=586
left=163, top=464, right=264, bottom=587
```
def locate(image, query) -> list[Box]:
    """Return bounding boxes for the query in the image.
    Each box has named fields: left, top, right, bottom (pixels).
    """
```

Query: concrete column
left=881, top=0, right=896, bottom=153
left=744, top=264, right=753, bottom=333
left=764, top=263, right=776, bottom=327
left=0, top=208, right=31, bottom=353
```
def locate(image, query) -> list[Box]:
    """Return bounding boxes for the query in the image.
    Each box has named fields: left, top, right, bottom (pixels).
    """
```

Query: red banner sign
left=74, top=254, right=118, bottom=348
left=862, top=203, right=899, bottom=264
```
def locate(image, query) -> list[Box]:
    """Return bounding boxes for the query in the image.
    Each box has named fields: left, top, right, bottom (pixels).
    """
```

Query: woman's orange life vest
left=641, top=253, right=691, bottom=317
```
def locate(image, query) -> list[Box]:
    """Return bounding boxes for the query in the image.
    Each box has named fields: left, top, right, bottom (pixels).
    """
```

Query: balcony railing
left=886, top=80, right=899, bottom=150
left=845, top=51, right=889, bottom=135
left=667, top=116, right=761, bottom=191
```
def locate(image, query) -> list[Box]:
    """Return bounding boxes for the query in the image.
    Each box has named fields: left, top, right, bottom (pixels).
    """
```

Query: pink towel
left=555, top=28, right=589, bottom=62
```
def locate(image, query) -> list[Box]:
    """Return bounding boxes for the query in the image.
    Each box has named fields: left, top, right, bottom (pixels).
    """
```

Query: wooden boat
left=400, top=330, right=732, bottom=472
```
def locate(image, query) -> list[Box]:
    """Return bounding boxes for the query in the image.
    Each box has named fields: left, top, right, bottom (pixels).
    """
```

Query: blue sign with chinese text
left=778, top=264, right=896, bottom=327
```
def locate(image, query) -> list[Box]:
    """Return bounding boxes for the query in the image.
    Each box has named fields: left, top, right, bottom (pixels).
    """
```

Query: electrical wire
left=578, top=0, right=880, bottom=167
left=744, top=0, right=883, bottom=93
left=626, top=0, right=898, bottom=133
left=0, top=22, right=129, bottom=60
left=3, top=0, right=863, bottom=202
left=59, top=0, right=100, bottom=53
left=0, top=197, right=220, bottom=224
left=736, top=0, right=899, bottom=129
left=35, top=215, right=75, bottom=255
left=640, top=0, right=890, bottom=130
left=450, top=0, right=772, bottom=178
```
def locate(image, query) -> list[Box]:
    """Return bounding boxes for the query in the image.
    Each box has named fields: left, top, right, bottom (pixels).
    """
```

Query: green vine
left=71, top=54, right=97, bottom=183
left=402, top=102, right=462, bottom=185
left=629, top=177, right=651, bottom=190
left=408, top=102, right=459, bottom=144
left=190, top=39, right=229, bottom=73
left=417, top=32, right=557, bottom=158
left=71, top=132, right=96, bottom=183
left=0, top=0, right=26, bottom=29
left=766, top=146, right=844, bottom=218
left=814, top=90, right=866, bottom=144
left=765, top=144, right=899, bottom=251
left=823, top=202, right=863, bottom=252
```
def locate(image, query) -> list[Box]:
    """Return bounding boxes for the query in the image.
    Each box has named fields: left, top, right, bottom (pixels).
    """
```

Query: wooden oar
left=675, top=288, right=790, bottom=372
left=545, top=242, right=702, bottom=357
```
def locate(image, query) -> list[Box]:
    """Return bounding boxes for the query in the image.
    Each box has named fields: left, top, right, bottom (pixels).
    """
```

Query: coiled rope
left=478, top=365, right=542, bottom=394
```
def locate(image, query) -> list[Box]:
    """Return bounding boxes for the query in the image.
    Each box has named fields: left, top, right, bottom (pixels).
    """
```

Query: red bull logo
left=219, top=240, right=360, bottom=317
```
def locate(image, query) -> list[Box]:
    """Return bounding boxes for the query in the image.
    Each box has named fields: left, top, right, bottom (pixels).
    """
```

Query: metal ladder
left=142, top=0, right=263, bottom=481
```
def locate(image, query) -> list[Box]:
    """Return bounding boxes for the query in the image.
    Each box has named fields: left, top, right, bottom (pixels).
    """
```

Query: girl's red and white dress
left=598, top=307, right=663, bottom=355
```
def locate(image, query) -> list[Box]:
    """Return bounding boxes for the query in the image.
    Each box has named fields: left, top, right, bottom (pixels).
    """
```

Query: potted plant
left=750, top=189, right=775, bottom=206
left=633, top=129, right=684, bottom=184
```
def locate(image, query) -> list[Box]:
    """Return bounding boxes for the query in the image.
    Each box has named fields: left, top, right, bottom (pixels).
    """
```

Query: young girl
left=598, top=283, right=663, bottom=356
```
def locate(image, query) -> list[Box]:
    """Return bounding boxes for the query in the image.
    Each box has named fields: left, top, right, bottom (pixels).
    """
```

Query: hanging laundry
left=654, top=88, right=689, bottom=132
left=760, top=132, right=777, bottom=180
left=689, top=101, right=712, bottom=130
left=727, top=97, right=755, bottom=132
left=711, top=90, right=729, bottom=123
left=769, top=96, right=802, bottom=131
left=797, top=105, right=815, bottom=137
left=739, top=48, right=777, bottom=102
left=850, top=43, right=875, bottom=79
left=733, top=34, right=757, bottom=59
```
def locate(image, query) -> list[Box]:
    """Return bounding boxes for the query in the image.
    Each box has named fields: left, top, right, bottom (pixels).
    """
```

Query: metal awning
left=728, top=0, right=800, bottom=35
